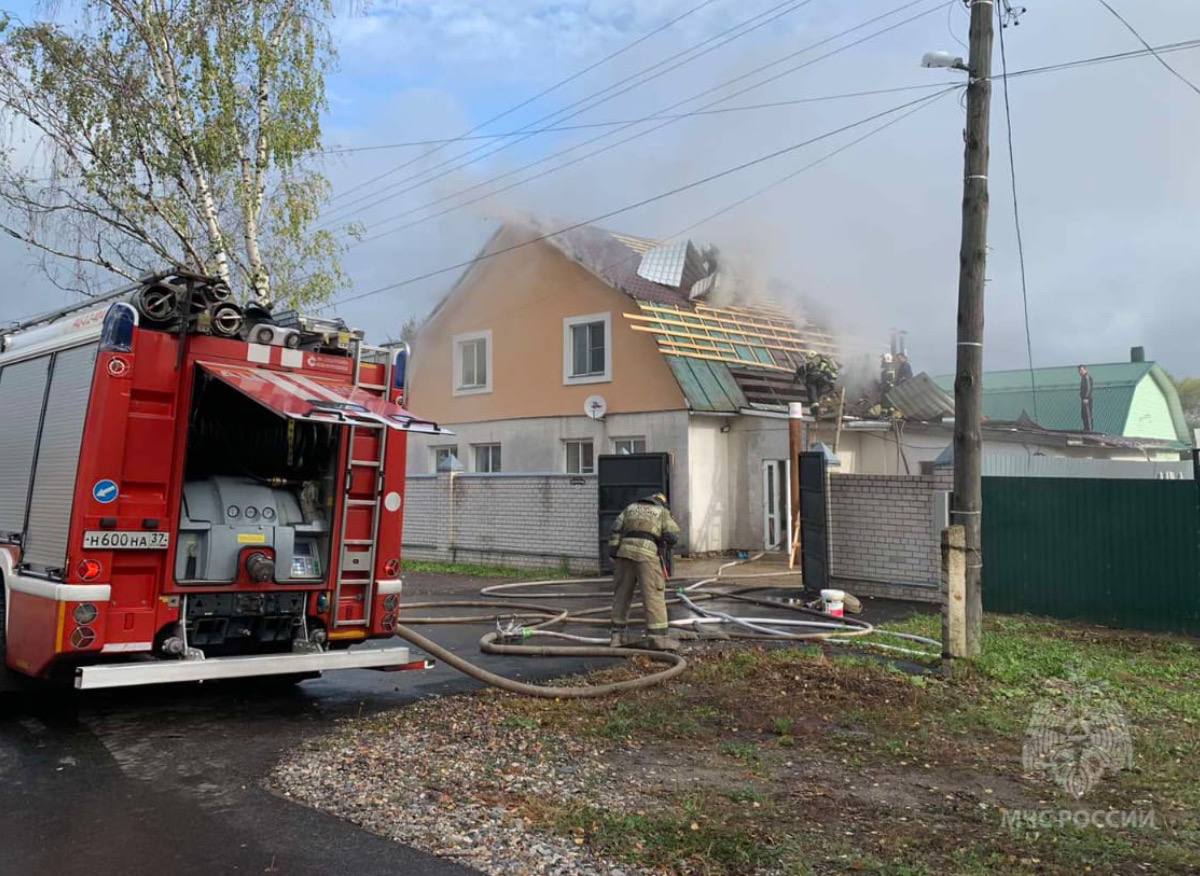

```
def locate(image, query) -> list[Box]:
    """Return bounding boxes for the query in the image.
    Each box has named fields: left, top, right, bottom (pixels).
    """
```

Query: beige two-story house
left=405, top=221, right=843, bottom=554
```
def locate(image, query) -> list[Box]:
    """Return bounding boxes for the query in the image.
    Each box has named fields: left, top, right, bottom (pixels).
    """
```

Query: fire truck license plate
left=82, top=531, right=170, bottom=550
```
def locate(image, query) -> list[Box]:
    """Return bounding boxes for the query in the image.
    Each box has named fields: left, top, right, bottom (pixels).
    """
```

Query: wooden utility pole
left=952, top=0, right=994, bottom=657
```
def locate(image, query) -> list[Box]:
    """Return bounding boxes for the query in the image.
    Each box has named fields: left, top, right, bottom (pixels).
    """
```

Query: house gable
left=407, top=225, right=687, bottom=425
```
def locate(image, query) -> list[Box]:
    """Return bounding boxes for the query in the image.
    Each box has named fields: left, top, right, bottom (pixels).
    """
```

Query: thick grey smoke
left=3, top=1, right=1199, bottom=381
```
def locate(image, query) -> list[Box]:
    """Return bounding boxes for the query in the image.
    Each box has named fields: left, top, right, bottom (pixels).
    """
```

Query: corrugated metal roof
left=886, top=373, right=953, bottom=421
left=665, top=355, right=746, bottom=413
left=934, top=362, right=1156, bottom=436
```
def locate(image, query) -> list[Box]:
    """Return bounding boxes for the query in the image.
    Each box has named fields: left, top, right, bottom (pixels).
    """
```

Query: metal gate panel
left=0, top=355, right=52, bottom=538
left=23, top=344, right=98, bottom=572
left=983, top=476, right=1200, bottom=634
left=597, top=453, right=671, bottom=573
left=799, top=450, right=829, bottom=591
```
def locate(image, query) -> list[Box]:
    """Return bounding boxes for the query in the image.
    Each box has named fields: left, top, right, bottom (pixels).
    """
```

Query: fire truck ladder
left=331, top=343, right=393, bottom=629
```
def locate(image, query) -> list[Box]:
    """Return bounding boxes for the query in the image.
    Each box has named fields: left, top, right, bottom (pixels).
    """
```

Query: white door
left=761, top=460, right=792, bottom=551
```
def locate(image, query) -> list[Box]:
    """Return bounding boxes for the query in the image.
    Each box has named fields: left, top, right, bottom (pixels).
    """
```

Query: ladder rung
left=334, top=619, right=369, bottom=627
left=346, top=499, right=377, bottom=506
left=350, top=459, right=381, bottom=467
left=341, top=539, right=375, bottom=545
left=357, top=382, right=386, bottom=391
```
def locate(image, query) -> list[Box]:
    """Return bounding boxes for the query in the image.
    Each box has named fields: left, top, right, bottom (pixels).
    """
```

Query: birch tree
left=0, top=0, right=350, bottom=304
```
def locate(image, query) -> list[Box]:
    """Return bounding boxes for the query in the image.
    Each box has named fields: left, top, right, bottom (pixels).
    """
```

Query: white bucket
left=820, top=588, right=845, bottom=618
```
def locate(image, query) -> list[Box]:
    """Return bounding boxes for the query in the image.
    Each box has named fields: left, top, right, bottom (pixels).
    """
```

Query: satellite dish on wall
left=584, top=394, right=608, bottom=420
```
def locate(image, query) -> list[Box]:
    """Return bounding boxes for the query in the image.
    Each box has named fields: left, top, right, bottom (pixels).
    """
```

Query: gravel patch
left=269, top=691, right=655, bottom=876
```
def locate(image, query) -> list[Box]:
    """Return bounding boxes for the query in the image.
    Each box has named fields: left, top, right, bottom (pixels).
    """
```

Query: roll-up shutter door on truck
left=0, top=355, right=52, bottom=539
left=23, top=344, right=98, bottom=572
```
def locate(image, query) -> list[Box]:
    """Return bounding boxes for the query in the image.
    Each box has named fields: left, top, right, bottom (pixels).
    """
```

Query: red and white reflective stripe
left=287, top=371, right=354, bottom=405
left=196, top=360, right=429, bottom=431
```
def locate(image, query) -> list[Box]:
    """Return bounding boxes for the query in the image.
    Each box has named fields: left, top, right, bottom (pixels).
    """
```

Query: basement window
left=612, top=436, right=646, bottom=455
left=432, top=445, right=460, bottom=472
left=563, top=313, right=611, bottom=384
left=564, top=439, right=595, bottom=475
left=473, top=443, right=502, bottom=473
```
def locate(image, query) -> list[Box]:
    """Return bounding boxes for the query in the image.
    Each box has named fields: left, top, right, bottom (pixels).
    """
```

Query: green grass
left=402, top=559, right=527, bottom=578
left=717, top=741, right=761, bottom=764
left=467, top=614, right=1200, bottom=874
left=545, top=801, right=779, bottom=873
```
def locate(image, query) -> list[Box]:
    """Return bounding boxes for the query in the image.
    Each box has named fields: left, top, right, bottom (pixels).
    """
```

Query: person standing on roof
left=608, top=492, right=681, bottom=652
left=895, top=352, right=913, bottom=383
left=1079, top=364, right=1094, bottom=431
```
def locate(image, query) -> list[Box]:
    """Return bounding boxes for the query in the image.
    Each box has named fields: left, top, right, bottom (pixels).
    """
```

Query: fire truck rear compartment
left=177, top=370, right=339, bottom=591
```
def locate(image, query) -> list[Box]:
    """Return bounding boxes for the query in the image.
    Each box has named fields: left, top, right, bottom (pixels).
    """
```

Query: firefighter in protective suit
left=608, top=492, right=682, bottom=651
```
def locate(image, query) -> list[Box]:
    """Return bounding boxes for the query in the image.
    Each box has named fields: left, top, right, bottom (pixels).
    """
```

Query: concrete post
left=941, top=524, right=968, bottom=659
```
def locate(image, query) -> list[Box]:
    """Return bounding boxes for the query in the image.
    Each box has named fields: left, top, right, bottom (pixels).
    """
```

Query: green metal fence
left=982, top=477, right=1200, bottom=635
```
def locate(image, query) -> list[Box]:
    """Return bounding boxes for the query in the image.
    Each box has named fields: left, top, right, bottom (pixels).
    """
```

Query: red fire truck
left=0, top=272, right=443, bottom=689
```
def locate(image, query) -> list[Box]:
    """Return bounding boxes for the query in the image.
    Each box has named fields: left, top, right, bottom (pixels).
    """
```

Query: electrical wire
left=946, top=0, right=968, bottom=51
left=321, top=0, right=818, bottom=218
left=318, top=83, right=953, bottom=154
left=324, top=0, right=724, bottom=207
left=1092, top=0, right=1200, bottom=97
left=996, top=4, right=1038, bottom=423
left=320, top=87, right=958, bottom=310
left=319, top=0, right=948, bottom=232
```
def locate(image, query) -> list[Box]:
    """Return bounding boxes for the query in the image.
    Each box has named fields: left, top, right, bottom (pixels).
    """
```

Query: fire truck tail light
left=70, top=626, right=96, bottom=649
left=77, top=559, right=103, bottom=581
left=73, top=602, right=99, bottom=625
left=383, top=594, right=399, bottom=612
left=383, top=558, right=400, bottom=577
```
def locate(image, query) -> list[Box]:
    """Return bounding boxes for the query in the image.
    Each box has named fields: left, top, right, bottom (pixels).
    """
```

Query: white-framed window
left=453, top=330, right=492, bottom=395
left=472, top=443, right=501, bottom=473
left=432, top=445, right=459, bottom=472
left=564, top=439, right=595, bottom=475
left=612, top=436, right=646, bottom=455
left=563, top=312, right=611, bottom=384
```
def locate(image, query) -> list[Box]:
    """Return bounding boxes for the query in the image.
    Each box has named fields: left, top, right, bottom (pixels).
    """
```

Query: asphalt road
left=0, top=573, right=928, bottom=876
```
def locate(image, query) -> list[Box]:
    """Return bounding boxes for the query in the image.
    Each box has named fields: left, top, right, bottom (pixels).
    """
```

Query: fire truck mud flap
left=73, top=644, right=421, bottom=690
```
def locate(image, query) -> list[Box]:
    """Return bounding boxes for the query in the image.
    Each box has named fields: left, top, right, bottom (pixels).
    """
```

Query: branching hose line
left=395, top=556, right=939, bottom=698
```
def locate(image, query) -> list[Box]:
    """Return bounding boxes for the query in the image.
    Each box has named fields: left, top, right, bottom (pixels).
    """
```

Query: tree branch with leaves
left=0, top=0, right=351, bottom=305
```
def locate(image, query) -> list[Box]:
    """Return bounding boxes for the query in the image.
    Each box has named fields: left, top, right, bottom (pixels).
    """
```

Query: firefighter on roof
left=608, top=492, right=681, bottom=652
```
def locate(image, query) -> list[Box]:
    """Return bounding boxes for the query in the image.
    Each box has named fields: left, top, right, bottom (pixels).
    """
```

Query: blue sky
left=4, top=0, right=1200, bottom=378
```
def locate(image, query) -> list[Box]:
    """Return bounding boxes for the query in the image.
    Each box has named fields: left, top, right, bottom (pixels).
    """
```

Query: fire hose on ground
left=380, top=556, right=940, bottom=699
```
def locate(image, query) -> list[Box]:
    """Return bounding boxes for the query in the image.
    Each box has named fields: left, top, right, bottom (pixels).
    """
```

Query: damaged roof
left=547, top=224, right=835, bottom=413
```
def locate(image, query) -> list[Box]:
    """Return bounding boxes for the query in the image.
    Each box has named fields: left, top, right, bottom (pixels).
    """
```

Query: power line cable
left=1093, top=0, right=1200, bottom=97
left=323, top=0, right=813, bottom=215
left=946, top=0, right=968, bottom=51
left=345, top=1, right=952, bottom=242
left=1001, top=37, right=1200, bottom=80
left=997, top=1, right=1038, bottom=422
left=318, top=82, right=951, bottom=153
left=323, top=0, right=723, bottom=207
left=589, top=88, right=956, bottom=284
left=316, top=36, right=1200, bottom=158
left=321, top=87, right=958, bottom=310
left=318, top=0, right=942, bottom=229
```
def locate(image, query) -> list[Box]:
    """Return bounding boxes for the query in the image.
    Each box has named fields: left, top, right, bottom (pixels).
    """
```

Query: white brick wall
left=828, top=470, right=951, bottom=591
left=402, top=473, right=599, bottom=573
